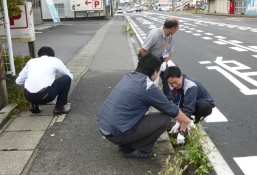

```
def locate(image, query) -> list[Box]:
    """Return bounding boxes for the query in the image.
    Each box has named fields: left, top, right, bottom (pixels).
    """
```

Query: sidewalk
left=0, top=16, right=174, bottom=175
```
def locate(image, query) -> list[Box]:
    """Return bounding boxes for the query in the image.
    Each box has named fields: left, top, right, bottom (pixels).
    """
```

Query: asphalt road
left=11, top=20, right=107, bottom=65
left=125, top=10, right=257, bottom=175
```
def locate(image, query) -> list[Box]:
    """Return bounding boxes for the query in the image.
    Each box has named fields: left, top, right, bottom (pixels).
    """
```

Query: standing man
left=139, top=17, right=180, bottom=99
left=16, top=46, right=73, bottom=115
left=97, top=53, right=195, bottom=159
left=165, top=66, right=215, bottom=135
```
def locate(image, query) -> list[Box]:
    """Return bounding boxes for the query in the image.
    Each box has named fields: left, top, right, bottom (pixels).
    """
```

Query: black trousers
left=106, top=113, right=171, bottom=152
left=24, top=75, right=71, bottom=109
left=192, top=101, right=213, bottom=123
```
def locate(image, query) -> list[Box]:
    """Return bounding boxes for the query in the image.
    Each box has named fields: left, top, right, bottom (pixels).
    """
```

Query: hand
left=169, top=122, right=181, bottom=133
left=177, top=133, right=185, bottom=144
left=187, top=120, right=196, bottom=132
left=167, top=60, right=174, bottom=67
left=160, top=62, right=167, bottom=72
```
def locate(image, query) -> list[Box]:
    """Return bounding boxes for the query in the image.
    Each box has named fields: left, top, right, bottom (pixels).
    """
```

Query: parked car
left=117, top=7, right=123, bottom=13
left=127, top=8, right=133, bottom=13
left=136, top=8, right=141, bottom=12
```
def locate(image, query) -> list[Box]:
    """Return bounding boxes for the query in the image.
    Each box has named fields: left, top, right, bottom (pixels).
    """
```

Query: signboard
left=246, top=0, right=257, bottom=15
left=70, top=0, right=103, bottom=11
left=0, top=2, right=35, bottom=39
left=45, top=0, right=61, bottom=25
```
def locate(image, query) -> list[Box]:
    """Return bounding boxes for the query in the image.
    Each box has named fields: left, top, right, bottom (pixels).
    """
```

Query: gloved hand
left=169, top=122, right=181, bottom=133
left=187, top=120, right=196, bottom=132
left=167, top=60, right=174, bottom=67
left=177, top=133, right=185, bottom=144
left=160, top=62, right=167, bottom=72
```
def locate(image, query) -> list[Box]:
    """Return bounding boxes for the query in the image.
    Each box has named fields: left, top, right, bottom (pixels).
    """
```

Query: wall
left=209, top=0, right=227, bottom=13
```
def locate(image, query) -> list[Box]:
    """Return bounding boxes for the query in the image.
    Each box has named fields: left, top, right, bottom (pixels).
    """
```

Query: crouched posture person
left=165, top=66, right=215, bottom=137
left=16, top=46, right=73, bottom=115
left=97, top=53, right=195, bottom=159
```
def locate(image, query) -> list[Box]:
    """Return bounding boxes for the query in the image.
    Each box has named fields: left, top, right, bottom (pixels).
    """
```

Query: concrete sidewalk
left=0, top=16, right=174, bottom=175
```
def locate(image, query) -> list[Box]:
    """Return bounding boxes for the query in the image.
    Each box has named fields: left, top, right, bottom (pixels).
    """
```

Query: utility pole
left=172, top=0, right=175, bottom=11
left=0, top=48, right=8, bottom=109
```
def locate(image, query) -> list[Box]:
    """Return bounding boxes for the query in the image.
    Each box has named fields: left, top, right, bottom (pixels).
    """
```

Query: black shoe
left=53, top=106, right=71, bottom=115
left=123, top=149, right=154, bottom=159
left=118, top=144, right=128, bottom=152
left=30, top=104, right=41, bottom=113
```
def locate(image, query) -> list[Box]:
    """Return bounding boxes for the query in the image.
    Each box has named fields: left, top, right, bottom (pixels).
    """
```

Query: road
left=122, top=10, right=257, bottom=175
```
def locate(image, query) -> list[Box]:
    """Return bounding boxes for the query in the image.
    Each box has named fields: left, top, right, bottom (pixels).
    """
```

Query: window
left=54, top=3, right=65, bottom=16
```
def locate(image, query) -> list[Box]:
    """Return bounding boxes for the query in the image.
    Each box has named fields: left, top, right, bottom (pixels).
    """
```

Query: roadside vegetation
left=3, top=51, right=31, bottom=113
left=159, top=124, right=214, bottom=175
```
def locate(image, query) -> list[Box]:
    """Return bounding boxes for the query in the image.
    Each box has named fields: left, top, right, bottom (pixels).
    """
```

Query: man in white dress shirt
left=16, top=46, right=73, bottom=115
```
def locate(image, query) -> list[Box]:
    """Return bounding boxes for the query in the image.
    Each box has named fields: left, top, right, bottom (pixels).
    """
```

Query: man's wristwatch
left=179, top=130, right=186, bottom=136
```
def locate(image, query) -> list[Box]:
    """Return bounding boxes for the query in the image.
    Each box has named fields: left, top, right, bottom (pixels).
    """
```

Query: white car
left=117, top=8, right=123, bottom=13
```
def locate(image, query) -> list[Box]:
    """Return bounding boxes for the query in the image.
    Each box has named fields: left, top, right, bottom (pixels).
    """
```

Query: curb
left=0, top=103, right=18, bottom=129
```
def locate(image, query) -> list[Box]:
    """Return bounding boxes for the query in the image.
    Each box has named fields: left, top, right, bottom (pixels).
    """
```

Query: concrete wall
left=209, top=0, right=227, bottom=13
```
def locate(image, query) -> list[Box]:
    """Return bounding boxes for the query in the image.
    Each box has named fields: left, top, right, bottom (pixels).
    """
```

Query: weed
left=124, top=22, right=136, bottom=37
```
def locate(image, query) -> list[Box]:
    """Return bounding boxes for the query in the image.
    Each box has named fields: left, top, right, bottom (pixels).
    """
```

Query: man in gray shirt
left=139, top=17, right=179, bottom=99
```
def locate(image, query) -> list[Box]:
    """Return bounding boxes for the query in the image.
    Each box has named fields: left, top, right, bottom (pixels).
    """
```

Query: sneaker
left=53, top=106, right=71, bottom=115
left=118, top=144, right=128, bottom=152
left=30, top=104, right=41, bottom=114
left=123, top=149, right=154, bottom=159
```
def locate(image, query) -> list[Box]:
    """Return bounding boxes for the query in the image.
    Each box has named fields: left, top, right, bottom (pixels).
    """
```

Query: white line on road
left=234, top=156, right=257, bottom=175
left=199, top=125, right=235, bottom=175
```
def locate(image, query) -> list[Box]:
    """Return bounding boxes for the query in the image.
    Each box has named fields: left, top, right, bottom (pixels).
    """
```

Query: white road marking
left=204, top=107, right=228, bottom=122
left=202, top=37, right=212, bottom=40
left=204, top=33, right=214, bottom=35
left=193, top=33, right=201, bottom=36
left=234, top=156, right=257, bottom=175
left=213, top=41, right=228, bottom=45
left=199, top=125, right=235, bottom=175
left=185, top=31, right=192, bottom=33
left=199, top=61, right=212, bottom=64
left=179, top=29, right=185, bottom=30
left=35, top=32, right=42, bottom=33
left=229, top=47, right=248, bottom=52
left=248, top=46, right=257, bottom=50
left=229, top=40, right=243, bottom=44
left=252, top=55, right=257, bottom=58
left=195, top=30, right=204, bottom=32
left=219, top=39, right=257, bottom=52
left=215, top=36, right=227, bottom=39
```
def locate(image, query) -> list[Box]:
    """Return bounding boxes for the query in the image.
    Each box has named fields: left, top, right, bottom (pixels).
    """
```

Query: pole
left=172, top=0, right=175, bottom=11
left=0, top=49, right=8, bottom=108
left=2, top=0, right=16, bottom=76
left=28, top=41, right=36, bottom=58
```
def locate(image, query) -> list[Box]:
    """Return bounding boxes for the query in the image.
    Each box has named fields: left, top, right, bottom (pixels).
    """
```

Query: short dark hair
left=38, top=46, right=55, bottom=57
left=165, top=66, right=182, bottom=80
left=164, top=18, right=178, bottom=29
left=135, top=53, right=161, bottom=79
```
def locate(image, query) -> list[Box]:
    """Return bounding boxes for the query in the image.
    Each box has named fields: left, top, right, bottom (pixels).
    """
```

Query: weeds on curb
left=169, top=125, right=214, bottom=175
left=3, top=52, right=31, bottom=113
left=124, top=22, right=136, bottom=37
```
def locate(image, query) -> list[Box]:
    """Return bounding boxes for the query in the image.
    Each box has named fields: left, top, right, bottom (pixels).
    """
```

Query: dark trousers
left=24, top=75, right=71, bottom=109
left=193, top=101, right=213, bottom=123
left=160, top=71, right=172, bottom=99
left=106, top=113, right=171, bottom=152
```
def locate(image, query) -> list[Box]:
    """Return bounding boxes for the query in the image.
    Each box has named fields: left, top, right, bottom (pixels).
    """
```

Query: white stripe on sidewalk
left=234, top=156, right=257, bottom=175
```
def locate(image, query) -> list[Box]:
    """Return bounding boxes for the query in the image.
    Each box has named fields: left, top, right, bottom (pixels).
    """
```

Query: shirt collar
left=160, top=26, right=170, bottom=39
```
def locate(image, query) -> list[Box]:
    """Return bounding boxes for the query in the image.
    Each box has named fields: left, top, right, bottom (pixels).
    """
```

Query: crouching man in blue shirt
left=165, top=66, right=215, bottom=135
left=97, top=53, right=195, bottom=159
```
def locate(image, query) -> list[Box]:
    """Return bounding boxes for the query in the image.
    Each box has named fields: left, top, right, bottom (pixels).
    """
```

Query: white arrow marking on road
left=234, top=156, right=257, bottom=175
left=204, top=107, right=228, bottom=122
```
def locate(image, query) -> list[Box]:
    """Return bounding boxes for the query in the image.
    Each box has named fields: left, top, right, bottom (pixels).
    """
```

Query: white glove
left=167, top=60, right=174, bottom=67
left=160, top=62, right=167, bottom=72
left=187, top=120, right=196, bottom=132
left=169, top=122, right=181, bottom=133
left=177, top=133, right=185, bottom=144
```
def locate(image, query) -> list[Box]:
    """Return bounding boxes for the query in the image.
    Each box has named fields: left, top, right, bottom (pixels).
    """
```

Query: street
left=124, top=10, right=257, bottom=175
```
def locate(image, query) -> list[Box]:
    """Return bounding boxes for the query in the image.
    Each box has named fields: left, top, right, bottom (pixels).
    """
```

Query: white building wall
left=209, top=0, right=227, bottom=13
left=41, top=0, right=107, bottom=19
